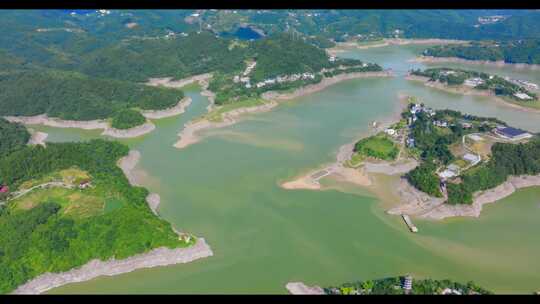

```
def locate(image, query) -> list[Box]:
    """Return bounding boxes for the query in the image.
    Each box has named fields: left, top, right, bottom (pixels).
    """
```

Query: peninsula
left=0, top=119, right=212, bottom=294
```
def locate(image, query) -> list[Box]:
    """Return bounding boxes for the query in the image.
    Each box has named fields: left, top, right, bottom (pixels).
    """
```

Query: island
left=0, top=118, right=212, bottom=294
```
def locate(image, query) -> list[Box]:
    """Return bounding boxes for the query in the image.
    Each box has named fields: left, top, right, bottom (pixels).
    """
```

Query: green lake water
left=34, top=44, right=540, bottom=294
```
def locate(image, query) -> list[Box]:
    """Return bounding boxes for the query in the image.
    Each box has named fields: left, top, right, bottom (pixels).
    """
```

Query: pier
left=402, top=214, right=418, bottom=233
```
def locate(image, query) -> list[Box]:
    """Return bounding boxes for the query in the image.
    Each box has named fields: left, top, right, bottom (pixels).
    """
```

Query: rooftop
left=496, top=127, right=529, bottom=137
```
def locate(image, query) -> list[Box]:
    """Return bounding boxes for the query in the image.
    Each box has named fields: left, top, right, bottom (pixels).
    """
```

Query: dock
left=402, top=214, right=418, bottom=233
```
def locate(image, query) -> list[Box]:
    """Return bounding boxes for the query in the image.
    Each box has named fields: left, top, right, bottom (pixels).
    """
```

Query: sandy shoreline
left=411, top=56, right=540, bottom=70
left=285, top=282, right=325, bottom=295
left=141, top=97, right=192, bottom=120
left=12, top=237, right=213, bottom=295
left=4, top=114, right=157, bottom=139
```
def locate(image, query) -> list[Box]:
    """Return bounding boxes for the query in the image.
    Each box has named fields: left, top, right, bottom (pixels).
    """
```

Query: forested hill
left=0, top=69, right=184, bottom=121
left=423, top=40, right=540, bottom=64
left=249, top=34, right=330, bottom=82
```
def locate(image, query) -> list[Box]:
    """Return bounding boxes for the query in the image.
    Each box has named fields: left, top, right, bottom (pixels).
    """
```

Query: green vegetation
left=424, top=39, right=540, bottom=65
left=111, top=109, right=147, bottom=130
left=325, top=276, right=492, bottom=295
left=410, top=68, right=537, bottom=101
left=353, top=134, right=398, bottom=161
left=0, top=118, right=30, bottom=157
left=0, top=69, right=183, bottom=121
left=401, top=104, right=505, bottom=201
left=447, top=138, right=540, bottom=204
left=0, top=137, right=189, bottom=293
left=406, top=162, right=443, bottom=197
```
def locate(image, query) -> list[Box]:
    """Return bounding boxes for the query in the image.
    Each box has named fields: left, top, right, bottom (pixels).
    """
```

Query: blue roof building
left=494, top=127, right=532, bottom=141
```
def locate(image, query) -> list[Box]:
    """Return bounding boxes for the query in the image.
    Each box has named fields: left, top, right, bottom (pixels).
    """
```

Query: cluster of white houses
left=232, top=60, right=317, bottom=89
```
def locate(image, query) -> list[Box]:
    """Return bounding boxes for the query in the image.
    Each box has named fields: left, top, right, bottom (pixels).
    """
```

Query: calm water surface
left=36, top=45, right=540, bottom=294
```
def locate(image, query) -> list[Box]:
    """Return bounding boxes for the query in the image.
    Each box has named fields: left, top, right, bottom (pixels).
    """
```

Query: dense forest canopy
left=111, top=109, right=147, bottom=130
left=0, top=69, right=184, bottom=121
left=423, top=39, right=540, bottom=64
left=0, top=118, right=30, bottom=157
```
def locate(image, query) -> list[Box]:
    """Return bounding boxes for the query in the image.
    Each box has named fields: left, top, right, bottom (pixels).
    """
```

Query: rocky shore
left=285, top=282, right=325, bottom=295
left=141, top=97, right=192, bottom=120
left=12, top=238, right=213, bottom=295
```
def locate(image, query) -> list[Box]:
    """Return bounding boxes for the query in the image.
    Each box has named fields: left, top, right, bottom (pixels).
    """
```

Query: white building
left=464, top=78, right=485, bottom=87
left=463, top=153, right=481, bottom=166
left=384, top=128, right=396, bottom=136
left=514, top=92, right=533, bottom=100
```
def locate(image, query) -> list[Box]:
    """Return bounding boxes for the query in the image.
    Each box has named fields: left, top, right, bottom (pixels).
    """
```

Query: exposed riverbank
left=285, top=282, right=325, bottom=295
left=411, top=56, right=540, bottom=70
left=28, top=130, right=48, bottom=146
left=388, top=174, right=540, bottom=220
left=12, top=238, right=213, bottom=295
left=141, top=97, right=193, bottom=120
left=406, top=74, right=540, bottom=114
left=146, top=73, right=213, bottom=89
left=175, top=71, right=392, bottom=150
left=4, top=114, right=157, bottom=139
left=261, top=71, right=394, bottom=101
left=280, top=93, right=410, bottom=190
left=327, top=38, right=466, bottom=55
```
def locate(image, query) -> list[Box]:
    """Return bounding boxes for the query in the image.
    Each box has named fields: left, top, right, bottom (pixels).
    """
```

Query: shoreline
left=405, top=75, right=540, bottom=114
left=279, top=93, right=410, bottom=191
left=146, top=73, right=213, bottom=89
left=12, top=237, right=213, bottom=295
left=28, top=130, right=48, bottom=146
left=4, top=114, right=157, bottom=139
left=261, top=71, right=393, bottom=101
left=174, top=71, right=392, bottom=150
left=327, top=38, right=466, bottom=54
left=389, top=174, right=540, bottom=220
left=411, top=56, right=540, bottom=70
left=285, top=282, right=325, bottom=295
left=141, top=97, right=193, bottom=120
left=11, top=150, right=214, bottom=294
left=173, top=100, right=278, bottom=149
